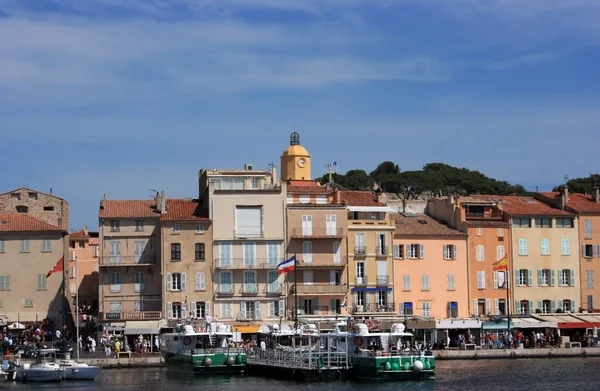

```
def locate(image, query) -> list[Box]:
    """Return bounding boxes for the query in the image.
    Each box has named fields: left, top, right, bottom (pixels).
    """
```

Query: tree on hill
left=316, top=161, right=526, bottom=197
left=553, top=174, right=600, bottom=193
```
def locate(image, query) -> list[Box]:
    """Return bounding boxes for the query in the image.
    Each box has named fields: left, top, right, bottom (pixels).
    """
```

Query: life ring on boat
left=183, top=336, right=192, bottom=346
left=353, top=337, right=364, bottom=347
left=365, top=319, right=375, bottom=330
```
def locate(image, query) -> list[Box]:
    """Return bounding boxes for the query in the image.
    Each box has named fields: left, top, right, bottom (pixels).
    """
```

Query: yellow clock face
left=297, top=158, right=306, bottom=168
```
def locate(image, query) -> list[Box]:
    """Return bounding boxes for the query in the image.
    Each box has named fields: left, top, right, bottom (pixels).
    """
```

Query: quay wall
left=17, top=356, right=165, bottom=369
left=435, top=348, right=600, bottom=360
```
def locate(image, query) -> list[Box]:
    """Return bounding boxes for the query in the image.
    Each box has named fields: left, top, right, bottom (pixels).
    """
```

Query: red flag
left=46, top=256, right=64, bottom=278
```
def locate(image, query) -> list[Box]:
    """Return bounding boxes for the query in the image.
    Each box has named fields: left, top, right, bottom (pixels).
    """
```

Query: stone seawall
left=435, top=347, right=600, bottom=360
left=18, top=356, right=165, bottom=369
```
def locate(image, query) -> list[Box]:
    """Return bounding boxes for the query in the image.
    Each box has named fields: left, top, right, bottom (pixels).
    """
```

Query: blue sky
left=1, top=0, right=599, bottom=230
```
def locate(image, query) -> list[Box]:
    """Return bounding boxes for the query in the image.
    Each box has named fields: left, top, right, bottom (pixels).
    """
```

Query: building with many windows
left=340, top=191, right=396, bottom=317
left=471, top=195, right=579, bottom=315
left=0, top=187, right=70, bottom=326
left=392, top=212, right=468, bottom=319
left=161, top=199, right=213, bottom=325
left=69, top=227, right=100, bottom=316
left=427, top=195, right=512, bottom=317
left=97, top=194, right=164, bottom=334
left=199, top=166, right=286, bottom=330
left=536, top=185, right=600, bottom=311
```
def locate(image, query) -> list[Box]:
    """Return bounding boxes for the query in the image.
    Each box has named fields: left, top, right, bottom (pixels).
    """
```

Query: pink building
left=69, top=227, right=99, bottom=315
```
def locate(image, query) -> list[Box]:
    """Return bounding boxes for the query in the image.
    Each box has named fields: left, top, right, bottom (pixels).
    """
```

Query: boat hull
left=15, top=368, right=64, bottom=382
left=64, top=366, right=101, bottom=380
left=351, top=356, right=435, bottom=381
left=163, top=351, right=246, bottom=375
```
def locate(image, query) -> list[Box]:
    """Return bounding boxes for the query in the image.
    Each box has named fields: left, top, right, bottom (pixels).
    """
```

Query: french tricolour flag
left=277, top=255, right=296, bottom=274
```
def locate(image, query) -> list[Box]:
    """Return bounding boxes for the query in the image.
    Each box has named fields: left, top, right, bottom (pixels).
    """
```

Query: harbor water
left=3, top=357, right=599, bottom=390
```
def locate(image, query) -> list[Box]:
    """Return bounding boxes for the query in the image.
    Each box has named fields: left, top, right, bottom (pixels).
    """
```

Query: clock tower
left=280, top=131, right=311, bottom=181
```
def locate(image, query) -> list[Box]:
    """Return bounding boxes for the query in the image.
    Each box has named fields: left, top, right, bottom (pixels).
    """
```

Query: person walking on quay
left=154, top=336, right=160, bottom=353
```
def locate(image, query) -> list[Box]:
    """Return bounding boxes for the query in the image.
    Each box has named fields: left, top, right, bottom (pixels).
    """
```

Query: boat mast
left=75, top=254, right=79, bottom=361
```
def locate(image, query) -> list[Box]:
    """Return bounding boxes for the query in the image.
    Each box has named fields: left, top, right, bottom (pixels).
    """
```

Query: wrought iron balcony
left=213, top=258, right=278, bottom=270
left=99, top=311, right=162, bottom=321
left=291, top=306, right=332, bottom=316
left=354, top=276, right=368, bottom=285
left=350, top=303, right=396, bottom=314
left=290, top=227, right=344, bottom=239
left=241, top=283, right=258, bottom=295
left=376, top=275, right=389, bottom=285
left=99, top=255, right=156, bottom=266
left=216, top=284, right=235, bottom=295
left=354, top=247, right=367, bottom=256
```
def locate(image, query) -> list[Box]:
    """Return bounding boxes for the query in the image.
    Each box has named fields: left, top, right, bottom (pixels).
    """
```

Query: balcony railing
left=99, top=255, right=156, bottom=266
left=292, top=306, right=334, bottom=316
left=241, top=283, right=258, bottom=295
left=292, top=283, right=347, bottom=295
left=350, top=303, right=396, bottom=314
left=99, top=311, right=162, bottom=321
left=355, top=276, right=368, bottom=285
left=354, top=247, right=367, bottom=256
left=213, top=258, right=278, bottom=270
left=216, top=284, right=235, bottom=295
left=466, top=212, right=503, bottom=220
left=296, top=255, right=347, bottom=267
left=376, top=246, right=388, bottom=256
left=376, top=275, right=389, bottom=285
left=265, top=283, right=284, bottom=295
left=290, top=227, right=344, bottom=239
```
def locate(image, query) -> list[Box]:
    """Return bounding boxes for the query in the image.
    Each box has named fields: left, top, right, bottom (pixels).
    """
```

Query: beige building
left=161, top=199, right=213, bottom=324
left=340, top=191, right=397, bottom=316
left=199, top=167, right=287, bottom=328
left=0, top=187, right=70, bottom=326
left=472, top=195, right=580, bottom=315
left=97, top=194, right=163, bottom=331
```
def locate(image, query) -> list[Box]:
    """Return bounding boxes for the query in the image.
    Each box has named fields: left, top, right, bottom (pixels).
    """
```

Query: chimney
left=49, top=188, right=53, bottom=194
left=160, top=191, right=167, bottom=213
left=335, top=189, right=341, bottom=205
left=100, top=193, right=107, bottom=208
left=560, top=185, right=569, bottom=210
left=593, top=186, right=600, bottom=203
left=84, top=226, right=88, bottom=235
left=271, top=166, right=277, bottom=185
left=377, top=192, right=387, bottom=204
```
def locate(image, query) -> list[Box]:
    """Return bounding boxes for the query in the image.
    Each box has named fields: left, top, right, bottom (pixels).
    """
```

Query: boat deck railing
left=177, top=347, right=246, bottom=356
left=247, top=347, right=350, bottom=370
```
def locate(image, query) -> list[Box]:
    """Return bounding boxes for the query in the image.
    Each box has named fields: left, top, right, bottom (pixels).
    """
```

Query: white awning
left=436, top=318, right=483, bottom=329
left=124, top=320, right=161, bottom=335
left=347, top=206, right=396, bottom=213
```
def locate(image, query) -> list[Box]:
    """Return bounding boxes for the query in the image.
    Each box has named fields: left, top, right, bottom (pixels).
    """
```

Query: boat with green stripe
left=161, top=323, right=246, bottom=375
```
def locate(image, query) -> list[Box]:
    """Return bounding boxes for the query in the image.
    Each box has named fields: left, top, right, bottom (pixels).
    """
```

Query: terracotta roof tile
left=538, top=192, right=600, bottom=214
left=98, top=200, right=159, bottom=219
left=69, top=229, right=89, bottom=239
left=161, top=199, right=210, bottom=222
left=339, top=191, right=383, bottom=207
left=472, top=195, right=573, bottom=216
left=392, top=213, right=466, bottom=237
left=0, top=213, right=64, bottom=232
left=287, top=185, right=333, bottom=195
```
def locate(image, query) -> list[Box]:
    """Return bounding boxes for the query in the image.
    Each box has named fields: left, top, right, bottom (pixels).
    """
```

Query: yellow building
left=280, top=131, right=311, bottom=181
left=339, top=191, right=396, bottom=316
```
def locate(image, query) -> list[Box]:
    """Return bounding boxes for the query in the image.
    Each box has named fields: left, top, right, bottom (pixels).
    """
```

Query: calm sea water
left=3, top=358, right=599, bottom=390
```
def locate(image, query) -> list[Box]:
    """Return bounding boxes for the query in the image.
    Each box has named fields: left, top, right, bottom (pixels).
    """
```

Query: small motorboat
left=14, top=362, right=64, bottom=382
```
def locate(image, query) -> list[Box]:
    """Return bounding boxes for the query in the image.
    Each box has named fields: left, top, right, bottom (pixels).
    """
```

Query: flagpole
left=75, top=254, right=79, bottom=361
left=506, top=269, right=511, bottom=333
left=294, top=254, right=298, bottom=329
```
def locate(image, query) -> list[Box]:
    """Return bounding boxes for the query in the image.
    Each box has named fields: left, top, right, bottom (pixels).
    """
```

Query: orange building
left=536, top=186, right=600, bottom=311
left=427, top=196, right=512, bottom=317
left=69, top=227, right=99, bottom=315
left=392, top=212, right=468, bottom=319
